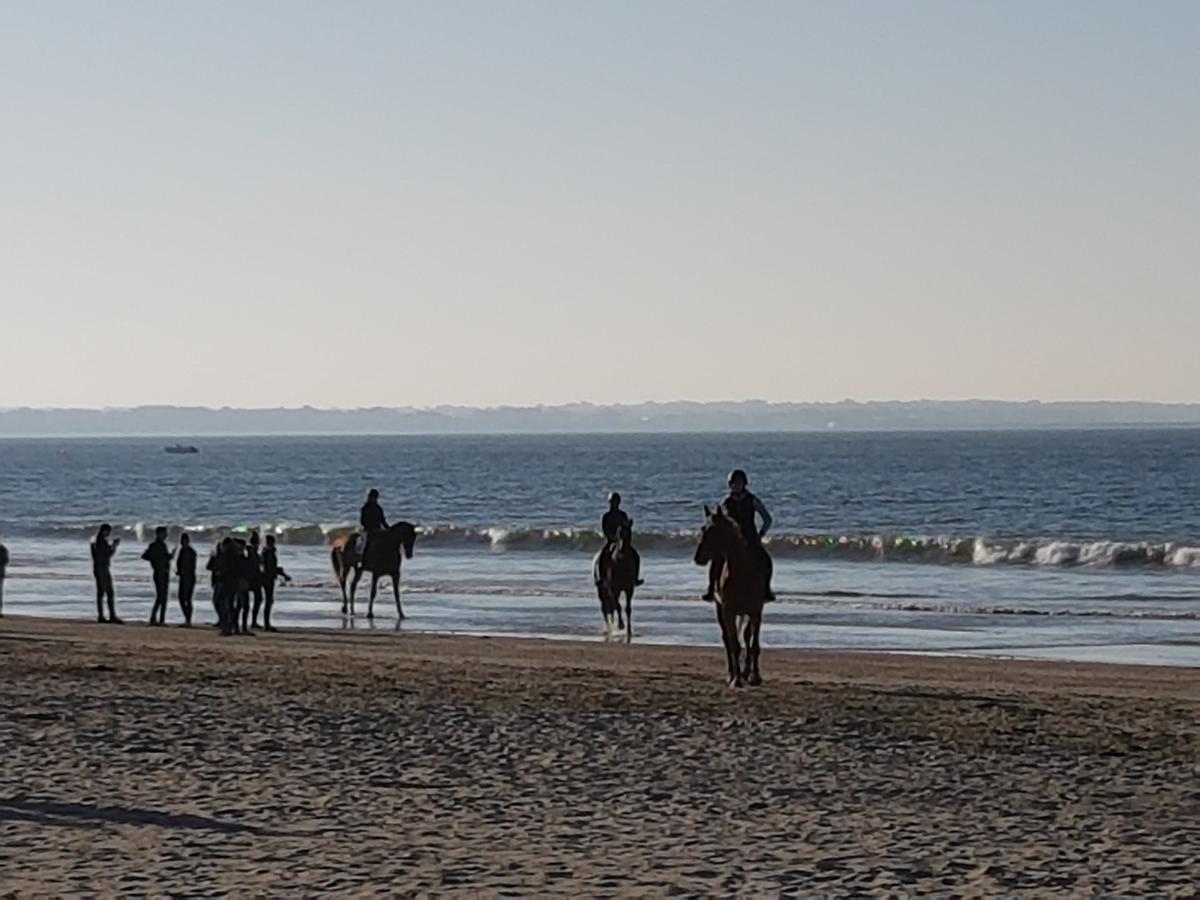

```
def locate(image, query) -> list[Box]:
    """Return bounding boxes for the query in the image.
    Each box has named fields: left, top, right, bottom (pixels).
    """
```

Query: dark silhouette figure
left=208, top=538, right=237, bottom=635
left=332, top=522, right=416, bottom=619
left=704, top=469, right=774, bottom=603
left=260, top=534, right=291, bottom=632
left=234, top=539, right=255, bottom=635
left=359, top=488, right=389, bottom=571
left=247, top=531, right=265, bottom=629
left=91, top=524, right=121, bottom=623
left=0, top=538, right=8, bottom=617
left=595, top=518, right=640, bottom=642
left=176, top=533, right=197, bottom=626
left=142, top=526, right=174, bottom=625
left=694, top=505, right=766, bottom=688
left=593, top=492, right=642, bottom=588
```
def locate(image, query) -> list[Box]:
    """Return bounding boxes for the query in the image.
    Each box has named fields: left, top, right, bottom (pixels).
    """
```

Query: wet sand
left=1, top=616, right=1198, bottom=896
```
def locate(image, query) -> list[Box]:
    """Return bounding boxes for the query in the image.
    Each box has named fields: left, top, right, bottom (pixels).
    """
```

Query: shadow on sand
left=0, top=797, right=292, bottom=836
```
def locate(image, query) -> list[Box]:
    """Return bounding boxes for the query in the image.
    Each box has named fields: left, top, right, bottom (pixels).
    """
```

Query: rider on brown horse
left=360, top=488, right=388, bottom=564
left=594, top=492, right=642, bottom=586
left=703, top=469, right=775, bottom=602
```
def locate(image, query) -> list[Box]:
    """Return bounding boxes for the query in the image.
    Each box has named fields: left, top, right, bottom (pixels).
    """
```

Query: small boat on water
left=164, top=444, right=200, bottom=455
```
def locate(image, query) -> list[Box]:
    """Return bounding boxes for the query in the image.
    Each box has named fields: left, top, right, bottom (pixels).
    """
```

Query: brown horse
left=694, top=505, right=765, bottom=687
left=330, top=523, right=417, bottom=619
left=595, top=519, right=639, bottom=641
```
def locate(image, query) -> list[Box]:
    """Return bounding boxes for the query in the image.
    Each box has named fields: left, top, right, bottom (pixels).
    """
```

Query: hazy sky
left=2, top=1, right=1197, bottom=408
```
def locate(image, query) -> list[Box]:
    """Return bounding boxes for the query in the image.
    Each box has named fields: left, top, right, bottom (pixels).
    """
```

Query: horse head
left=694, top=504, right=738, bottom=565
left=393, top=521, right=417, bottom=560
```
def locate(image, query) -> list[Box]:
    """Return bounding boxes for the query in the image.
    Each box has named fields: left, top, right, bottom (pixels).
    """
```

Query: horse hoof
left=748, top=673, right=763, bottom=687
left=728, top=677, right=743, bottom=690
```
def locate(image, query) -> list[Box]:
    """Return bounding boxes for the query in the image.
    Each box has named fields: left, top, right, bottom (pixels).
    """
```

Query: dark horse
left=595, top=519, right=639, bottom=641
left=330, top=522, right=417, bottom=619
left=693, top=505, right=765, bottom=687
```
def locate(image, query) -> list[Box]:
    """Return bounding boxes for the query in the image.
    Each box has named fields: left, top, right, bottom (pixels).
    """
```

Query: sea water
left=1, top=430, right=1198, bottom=666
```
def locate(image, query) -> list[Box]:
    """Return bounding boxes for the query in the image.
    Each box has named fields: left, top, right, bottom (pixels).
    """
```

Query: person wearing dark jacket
left=91, top=524, right=122, bottom=623
left=260, top=534, right=292, bottom=632
left=176, top=533, right=197, bottom=626
left=142, top=526, right=174, bottom=625
left=247, top=531, right=266, bottom=629
left=359, top=488, right=389, bottom=567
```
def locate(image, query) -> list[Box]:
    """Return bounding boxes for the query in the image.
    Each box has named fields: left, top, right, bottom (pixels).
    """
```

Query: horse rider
left=359, top=488, right=389, bottom=565
left=594, top=492, right=642, bottom=586
left=703, top=469, right=775, bottom=602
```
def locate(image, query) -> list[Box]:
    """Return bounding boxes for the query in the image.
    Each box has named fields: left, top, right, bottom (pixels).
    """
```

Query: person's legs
left=179, top=577, right=194, bottom=625
left=262, top=582, right=276, bottom=631
left=250, top=585, right=263, bottom=628
left=238, top=590, right=250, bottom=633
left=103, top=573, right=120, bottom=622
left=152, top=573, right=169, bottom=624
left=95, top=577, right=107, bottom=622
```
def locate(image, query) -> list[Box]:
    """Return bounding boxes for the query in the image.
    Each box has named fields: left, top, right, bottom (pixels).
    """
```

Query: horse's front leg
left=393, top=567, right=404, bottom=620
left=624, top=586, right=634, bottom=643
left=747, top=613, right=763, bottom=686
left=716, top=605, right=742, bottom=688
left=348, top=566, right=364, bottom=617
left=368, top=573, right=379, bottom=619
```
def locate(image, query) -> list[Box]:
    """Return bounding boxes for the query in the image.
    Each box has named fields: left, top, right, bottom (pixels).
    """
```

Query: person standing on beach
left=143, top=526, right=174, bottom=625
left=208, top=537, right=235, bottom=635
left=260, top=534, right=292, bottom=632
left=247, top=531, right=265, bottom=629
left=91, top=524, right=122, bottom=623
left=176, top=533, right=197, bottom=626
left=0, top=537, right=8, bottom=616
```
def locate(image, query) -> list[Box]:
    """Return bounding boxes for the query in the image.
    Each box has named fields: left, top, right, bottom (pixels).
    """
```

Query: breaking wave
left=6, top=521, right=1200, bottom=570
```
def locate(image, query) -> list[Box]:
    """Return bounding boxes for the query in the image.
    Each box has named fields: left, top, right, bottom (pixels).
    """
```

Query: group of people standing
left=89, top=524, right=291, bottom=634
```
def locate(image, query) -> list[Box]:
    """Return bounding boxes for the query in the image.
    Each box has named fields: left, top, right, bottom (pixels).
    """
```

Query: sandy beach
left=1, top=617, right=1197, bottom=897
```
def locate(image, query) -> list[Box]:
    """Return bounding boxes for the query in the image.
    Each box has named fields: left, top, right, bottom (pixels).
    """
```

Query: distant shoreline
left=3, top=399, right=1200, bottom=438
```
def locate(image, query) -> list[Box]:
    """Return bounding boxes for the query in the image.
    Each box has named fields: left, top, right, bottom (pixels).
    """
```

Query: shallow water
left=1, top=431, right=1198, bottom=666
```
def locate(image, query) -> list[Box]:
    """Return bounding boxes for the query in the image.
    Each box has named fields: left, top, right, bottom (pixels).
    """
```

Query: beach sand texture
left=1, top=617, right=1198, bottom=896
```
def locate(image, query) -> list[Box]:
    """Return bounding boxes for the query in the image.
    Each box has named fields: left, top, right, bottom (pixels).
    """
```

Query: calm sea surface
left=2, top=431, right=1198, bottom=665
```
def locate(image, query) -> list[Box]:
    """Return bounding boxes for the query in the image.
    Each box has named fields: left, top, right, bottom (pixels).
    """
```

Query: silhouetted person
left=704, top=469, right=774, bottom=602
left=247, top=531, right=265, bottom=629
left=0, top=537, right=8, bottom=617
left=176, top=533, right=197, bottom=626
left=360, top=488, right=388, bottom=566
left=594, top=492, right=642, bottom=586
left=91, top=524, right=121, bottom=623
left=234, top=538, right=256, bottom=635
left=142, top=526, right=173, bottom=625
left=260, top=534, right=292, bottom=632
left=209, top=537, right=237, bottom=635
left=207, top=542, right=223, bottom=625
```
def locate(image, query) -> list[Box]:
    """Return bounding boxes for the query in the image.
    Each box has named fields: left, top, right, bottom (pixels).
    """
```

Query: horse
left=693, top=505, right=765, bottom=687
left=330, top=522, right=417, bottom=619
left=595, top=519, right=640, bottom=641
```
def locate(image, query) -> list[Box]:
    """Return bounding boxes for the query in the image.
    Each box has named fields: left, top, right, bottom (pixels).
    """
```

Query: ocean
left=2, top=430, right=1198, bottom=666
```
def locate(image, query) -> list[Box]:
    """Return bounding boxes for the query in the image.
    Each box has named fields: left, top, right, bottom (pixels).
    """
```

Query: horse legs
left=368, top=573, right=379, bottom=619
left=624, top=585, right=634, bottom=643
left=748, top=613, right=763, bottom=685
left=338, top=571, right=349, bottom=616
left=392, top=568, right=404, bottom=620
left=716, top=605, right=742, bottom=687
left=349, top=566, right=364, bottom=617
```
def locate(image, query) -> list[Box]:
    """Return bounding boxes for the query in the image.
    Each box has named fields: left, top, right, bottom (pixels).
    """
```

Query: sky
left=2, top=1, right=1197, bottom=408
